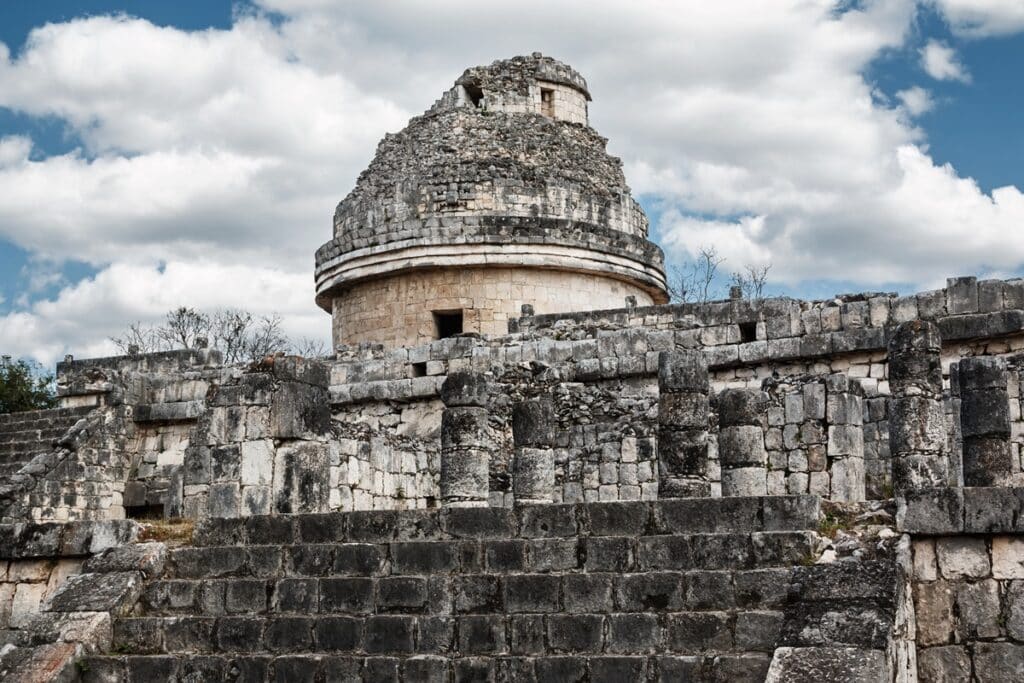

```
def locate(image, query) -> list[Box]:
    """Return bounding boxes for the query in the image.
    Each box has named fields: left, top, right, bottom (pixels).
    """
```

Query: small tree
left=730, top=264, right=772, bottom=300
left=112, top=307, right=325, bottom=363
left=667, top=246, right=726, bottom=304
left=0, top=356, right=57, bottom=414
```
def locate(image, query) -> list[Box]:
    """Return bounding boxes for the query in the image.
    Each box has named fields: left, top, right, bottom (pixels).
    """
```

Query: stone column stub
left=657, top=350, right=712, bottom=498
left=959, top=356, right=1013, bottom=486
left=718, top=387, right=769, bottom=497
left=439, top=370, right=492, bottom=507
left=888, top=320, right=949, bottom=493
left=512, top=398, right=556, bottom=504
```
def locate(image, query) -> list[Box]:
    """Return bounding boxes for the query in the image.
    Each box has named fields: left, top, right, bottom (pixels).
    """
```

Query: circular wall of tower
left=330, top=266, right=657, bottom=348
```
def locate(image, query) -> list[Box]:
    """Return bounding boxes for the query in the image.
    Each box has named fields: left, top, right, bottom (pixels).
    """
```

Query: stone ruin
left=0, top=53, right=1022, bottom=681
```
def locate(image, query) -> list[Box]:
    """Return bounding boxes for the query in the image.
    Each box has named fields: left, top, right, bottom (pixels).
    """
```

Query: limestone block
left=242, top=486, right=272, bottom=516
left=240, top=440, right=274, bottom=487
left=269, top=381, right=330, bottom=438
left=992, top=536, right=1024, bottom=579
left=10, top=582, right=46, bottom=628
left=440, top=448, right=489, bottom=506
left=718, top=426, right=767, bottom=467
left=913, top=539, right=938, bottom=581
left=658, top=392, right=709, bottom=429
left=722, top=467, right=767, bottom=497
left=917, top=646, right=970, bottom=683
left=808, top=471, right=830, bottom=496
left=827, top=393, right=863, bottom=426
left=657, top=350, right=709, bottom=393
left=935, top=537, right=990, bottom=579
left=273, top=442, right=330, bottom=514
left=1005, top=580, right=1024, bottom=640
left=245, top=406, right=271, bottom=440
left=914, top=580, right=954, bottom=646
left=441, top=408, right=490, bottom=450
left=46, top=571, right=143, bottom=615
left=953, top=580, right=1000, bottom=640
left=829, top=456, right=865, bottom=502
left=946, top=276, right=979, bottom=315
left=963, top=437, right=1014, bottom=487
left=440, top=371, right=489, bottom=408
left=511, top=400, right=555, bottom=448
left=889, top=397, right=947, bottom=456
left=893, top=454, right=949, bottom=493
left=960, top=390, right=1011, bottom=438
left=765, top=647, right=888, bottom=683
left=973, top=643, right=1024, bottom=683
left=658, top=430, right=708, bottom=478
left=717, top=389, right=768, bottom=427
left=827, top=425, right=864, bottom=458
left=208, top=482, right=241, bottom=519
left=784, top=393, right=804, bottom=423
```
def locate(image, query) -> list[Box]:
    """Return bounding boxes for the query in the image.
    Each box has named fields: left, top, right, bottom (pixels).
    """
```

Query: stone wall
left=330, top=266, right=655, bottom=348
left=0, top=519, right=149, bottom=680
left=900, top=487, right=1024, bottom=681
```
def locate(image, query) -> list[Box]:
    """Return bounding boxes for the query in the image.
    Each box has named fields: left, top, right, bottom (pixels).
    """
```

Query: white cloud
left=930, top=0, right=1024, bottom=37
left=920, top=40, right=971, bottom=82
left=1, top=1, right=1024, bottom=365
left=0, top=261, right=325, bottom=365
left=896, top=86, right=935, bottom=116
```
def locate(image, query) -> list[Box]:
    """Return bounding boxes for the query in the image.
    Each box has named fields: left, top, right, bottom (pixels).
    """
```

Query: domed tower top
left=315, top=54, right=668, bottom=350
left=449, top=52, right=591, bottom=124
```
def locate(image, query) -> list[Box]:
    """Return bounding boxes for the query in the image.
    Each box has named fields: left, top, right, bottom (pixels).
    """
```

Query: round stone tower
left=315, top=53, right=668, bottom=349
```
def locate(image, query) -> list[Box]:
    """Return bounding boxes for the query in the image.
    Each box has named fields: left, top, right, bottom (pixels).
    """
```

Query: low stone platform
left=66, top=495, right=899, bottom=682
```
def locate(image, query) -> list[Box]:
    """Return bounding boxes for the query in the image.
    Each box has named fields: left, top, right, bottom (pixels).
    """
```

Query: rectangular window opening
left=739, top=321, right=758, bottom=343
left=411, top=362, right=427, bottom=378
left=540, top=88, right=555, bottom=117
left=125, top=504, right=165, bottom=520
left=433, top=310, right=464, bottom=339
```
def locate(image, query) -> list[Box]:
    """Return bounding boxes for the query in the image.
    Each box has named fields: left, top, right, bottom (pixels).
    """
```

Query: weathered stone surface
left=83, top=542, right=167, bottom=579
left=917, top=645, right=971, bottom=683
left=46, top=571, right=144, bottom=615
left=440, top=371, right=489, bottom=408
left=657, top=351, right=708, bottom=393
left=765, top=646, right=888, bottom=682
left=973, top=642, right=1024, bottom=681
left=511, top=400, right=555, bottom=448
left=935, top=537, right=990, bottom=579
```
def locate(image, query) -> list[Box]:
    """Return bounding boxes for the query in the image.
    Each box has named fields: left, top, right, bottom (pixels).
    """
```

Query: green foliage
left=0, top=356, right=57, bottom=414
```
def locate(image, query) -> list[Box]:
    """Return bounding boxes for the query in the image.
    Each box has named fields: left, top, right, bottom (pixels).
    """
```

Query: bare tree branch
left=667, top=245, right=726, bottom=304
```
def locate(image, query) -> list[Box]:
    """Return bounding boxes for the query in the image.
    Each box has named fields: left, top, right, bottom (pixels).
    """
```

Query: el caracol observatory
left=314, top=53, right=669, bottom=349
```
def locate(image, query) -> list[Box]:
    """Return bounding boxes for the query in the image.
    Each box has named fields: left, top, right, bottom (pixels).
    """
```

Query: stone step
left=109, top=610, right=782, bottom=657
left=167, top=531, right=819, bottom=581
left=80, top=652, right=773, bottom=682
left=138, top=567, right=794, bottom=617
left=192, top=496, right=822, bottom=548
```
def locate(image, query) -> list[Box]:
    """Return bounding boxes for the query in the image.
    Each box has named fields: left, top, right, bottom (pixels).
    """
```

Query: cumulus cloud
left=896, top=86, right=935, bottom=116
left=930, top=0, right=1024, bottom=37
left=0, top=261, right=325, bottom=365
left=920, top=40, right=971, bottom=82
left=1, top=0, right=1024, bottom=364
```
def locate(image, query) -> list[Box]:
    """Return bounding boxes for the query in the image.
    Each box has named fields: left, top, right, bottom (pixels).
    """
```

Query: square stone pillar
left=959, top=356, right=1013, bottom=486
left=657, top=351, right=711, bottom=498
left=511, top=398, right=556, bottom=504
left=718, top=388, right=769, bottom=497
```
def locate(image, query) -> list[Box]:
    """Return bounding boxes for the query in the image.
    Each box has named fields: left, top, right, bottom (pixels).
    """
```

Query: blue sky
left=1, top=0, right=1023, bottom=363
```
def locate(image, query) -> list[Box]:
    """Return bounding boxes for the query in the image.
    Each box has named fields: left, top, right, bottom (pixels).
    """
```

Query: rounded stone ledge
left=315, top=218, right=664, bottom=277
left=315, top=242, right=668, bottom=311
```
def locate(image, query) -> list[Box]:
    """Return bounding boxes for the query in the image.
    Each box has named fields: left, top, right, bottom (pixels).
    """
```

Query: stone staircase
left=0, top=406, right=95, bottom=477
left=74, top=496, right=848, bottom=681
